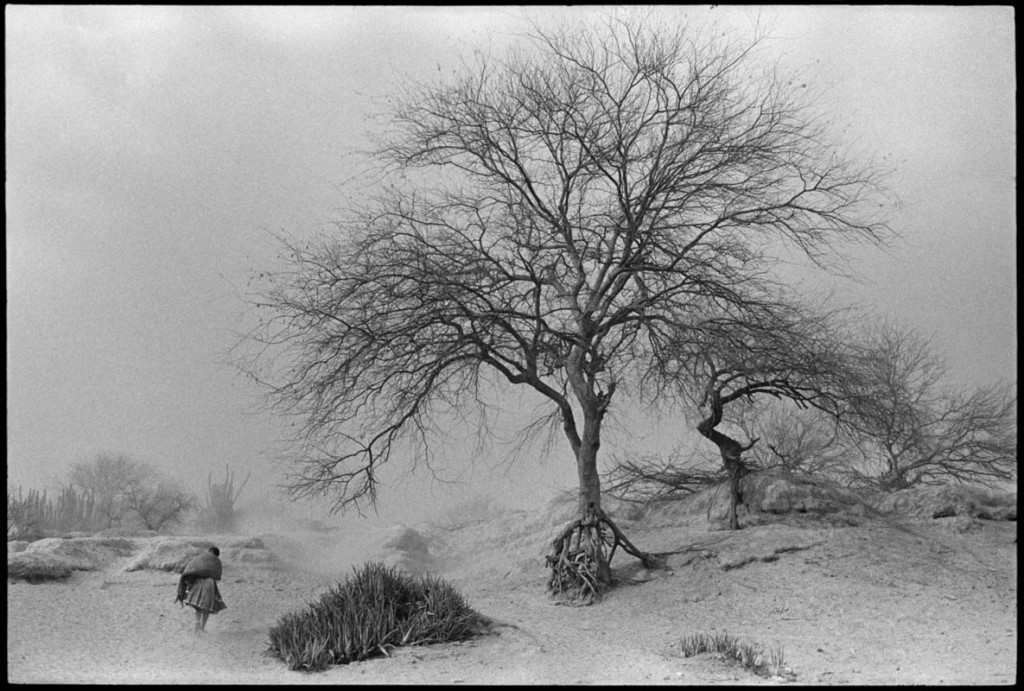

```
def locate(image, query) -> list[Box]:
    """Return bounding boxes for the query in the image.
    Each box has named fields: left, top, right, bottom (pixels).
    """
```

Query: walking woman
left=176, top=546, right=227, bottom=633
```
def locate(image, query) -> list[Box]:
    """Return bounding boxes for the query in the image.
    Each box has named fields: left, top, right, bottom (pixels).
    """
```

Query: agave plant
left=268, top=562, right=485, bottom=672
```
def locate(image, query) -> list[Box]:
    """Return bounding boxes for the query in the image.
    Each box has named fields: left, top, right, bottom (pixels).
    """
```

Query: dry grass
left=676, top=631, right=793, bottom=680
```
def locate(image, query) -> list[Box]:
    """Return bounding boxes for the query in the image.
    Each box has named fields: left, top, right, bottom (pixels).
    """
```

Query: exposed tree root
left=545, top=508, right=660, bottom=605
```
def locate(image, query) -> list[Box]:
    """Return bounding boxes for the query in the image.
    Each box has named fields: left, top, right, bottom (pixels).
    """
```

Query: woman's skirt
left=185, top=577, right=226, bottom=614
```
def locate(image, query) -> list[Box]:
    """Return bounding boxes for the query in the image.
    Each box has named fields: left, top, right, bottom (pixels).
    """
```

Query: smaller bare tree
left=844, top=322, right=1018, bottom=490
left=123, top=479, right=196, bottom=532
left=67, top=453, right=198, bottom=533
left=649, top=300, right=863, bottom=529
left=67, top=453, right=141, bottom=528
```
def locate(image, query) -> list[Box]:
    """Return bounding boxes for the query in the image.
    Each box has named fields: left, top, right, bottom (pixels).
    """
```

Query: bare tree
left=648, top=299, right=867, bottom=528
left=239, top=14, right=891, bottom=601
left=123, top=478, right=196, bottom=533
left=843, top=321, right=1017, bottom=490
left=604, top=398, right=856, bottom=507
left=67, top=452, right=142, bottom=528
left=68, top=452, right=197, bottom=533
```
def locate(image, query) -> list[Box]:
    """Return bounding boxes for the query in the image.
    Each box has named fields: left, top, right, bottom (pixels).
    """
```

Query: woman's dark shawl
left=175, top=551, right=223, bottom=606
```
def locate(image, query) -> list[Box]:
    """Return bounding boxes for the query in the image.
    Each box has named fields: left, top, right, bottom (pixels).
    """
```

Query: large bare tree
left=240, top=14, right=892, bottom=601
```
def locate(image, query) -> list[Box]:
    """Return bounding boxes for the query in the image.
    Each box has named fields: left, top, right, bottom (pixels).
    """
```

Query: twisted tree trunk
left=698, top=393, right=759, bottom=530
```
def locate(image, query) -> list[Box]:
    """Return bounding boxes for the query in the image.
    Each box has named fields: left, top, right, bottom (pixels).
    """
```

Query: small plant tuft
left=267, top=561, right=486, bottom=672
left=678, top=631, right=794, bottom=680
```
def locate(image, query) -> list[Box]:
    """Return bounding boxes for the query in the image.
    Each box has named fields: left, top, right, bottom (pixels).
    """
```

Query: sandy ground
left=7, top=494, right=1018, bottom=685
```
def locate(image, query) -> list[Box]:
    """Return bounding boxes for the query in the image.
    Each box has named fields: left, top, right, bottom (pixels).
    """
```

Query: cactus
left=6, top=485, right=113, bottom=538
left=200, top=465, right=251, bottom=533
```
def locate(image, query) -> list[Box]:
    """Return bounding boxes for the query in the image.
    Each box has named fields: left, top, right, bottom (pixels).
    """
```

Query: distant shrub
left=677, top=632, right=793, bottom=680
left=268, top=561, right=486, bottom=672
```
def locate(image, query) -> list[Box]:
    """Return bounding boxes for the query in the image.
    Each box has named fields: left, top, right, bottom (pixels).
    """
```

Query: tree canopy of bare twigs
left=648, top=299, right=869, bottom=528
left=67, top=452, right=195, bottom=532
left=238, top=13, right=893, bottom=599
left=67, top=453, right=148, bottom=529
left=651, top=299, right=862, bottom=416
left=746, top=401, right=854, bottom=479
left=608, top=317, right=1017, bottom=513
left=842, top=321, right=1017, bottom=490
left=123, top=478, right=195, bottom=533
left=603, top=447, right=725, bottom=503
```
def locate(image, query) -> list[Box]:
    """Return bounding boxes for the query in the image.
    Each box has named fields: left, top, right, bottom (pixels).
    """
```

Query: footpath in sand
left=7, top=480, right=1018, bottom=685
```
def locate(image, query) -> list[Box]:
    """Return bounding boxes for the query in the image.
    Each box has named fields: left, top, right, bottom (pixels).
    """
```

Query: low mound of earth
left=7, top=537, right=136, bottom=582
left=124, top=536, right=286, bottom=573
left=7, top=477, right=1017, bottom=684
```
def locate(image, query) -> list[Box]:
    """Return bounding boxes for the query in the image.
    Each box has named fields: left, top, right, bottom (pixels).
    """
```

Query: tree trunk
left=576, top=418, right=603, bottom=513
left=546, top=406, right=657, bottom=604
left=697, top=393, right=758, bottom=530
left=574, top=419, right=612, bottom=585
left=724, top=455, right=746, bottom=530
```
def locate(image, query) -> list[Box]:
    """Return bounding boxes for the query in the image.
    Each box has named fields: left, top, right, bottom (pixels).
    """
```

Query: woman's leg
left=199, top=611, right=210, bottom=632
left=193, top=608, right=202, bottom=633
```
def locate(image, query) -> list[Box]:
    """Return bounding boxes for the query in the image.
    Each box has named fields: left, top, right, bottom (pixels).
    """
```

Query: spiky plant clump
left=268, top=561, right=486, bottom=672
left=678, top=632, right=793, bottom=679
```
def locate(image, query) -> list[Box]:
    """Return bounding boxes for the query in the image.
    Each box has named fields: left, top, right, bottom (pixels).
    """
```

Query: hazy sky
left=6, top=6, right=1016, bottom=525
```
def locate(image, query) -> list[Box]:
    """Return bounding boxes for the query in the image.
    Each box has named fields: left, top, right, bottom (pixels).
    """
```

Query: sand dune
left=7, top=482, right=1017, bottom=684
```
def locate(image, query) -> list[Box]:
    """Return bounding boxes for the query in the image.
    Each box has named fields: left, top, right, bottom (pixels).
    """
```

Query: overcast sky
left=6, top=6, right=1016, bottom=526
